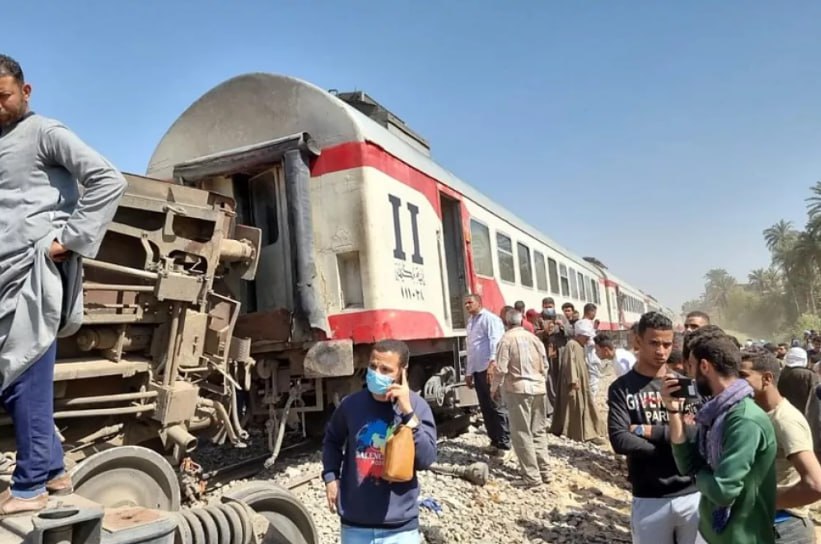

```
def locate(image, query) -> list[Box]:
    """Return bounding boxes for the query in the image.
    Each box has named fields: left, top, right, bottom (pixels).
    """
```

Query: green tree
left=704, top=268, right=736, bottom=320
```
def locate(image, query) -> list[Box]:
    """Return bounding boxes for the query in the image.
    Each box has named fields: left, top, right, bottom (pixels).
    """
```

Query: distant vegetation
left=682, top=181, right=821, bottom=341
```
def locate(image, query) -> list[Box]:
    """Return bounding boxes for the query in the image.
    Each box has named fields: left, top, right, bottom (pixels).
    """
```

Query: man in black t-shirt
left=607, top=312, right=701, bottom=544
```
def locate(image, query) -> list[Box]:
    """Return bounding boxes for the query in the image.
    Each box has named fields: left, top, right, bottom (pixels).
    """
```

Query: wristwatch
left=633, top=425, right=645, bottom=437
left=401, top=410, right=420, bottom=429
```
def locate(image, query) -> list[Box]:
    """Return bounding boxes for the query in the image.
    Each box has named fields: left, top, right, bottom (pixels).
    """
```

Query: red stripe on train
left=312, top=142, right=442, bottom=219
left=328, top=310, right=444, bottom=343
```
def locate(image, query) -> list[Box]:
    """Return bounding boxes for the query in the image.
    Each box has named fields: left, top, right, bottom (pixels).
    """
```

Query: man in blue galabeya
left=323, top=339, right=437, bottom=544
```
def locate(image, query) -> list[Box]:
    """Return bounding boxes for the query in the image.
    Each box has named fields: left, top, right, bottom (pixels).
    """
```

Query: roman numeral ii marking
left=388, top=194, right=423, bottom=265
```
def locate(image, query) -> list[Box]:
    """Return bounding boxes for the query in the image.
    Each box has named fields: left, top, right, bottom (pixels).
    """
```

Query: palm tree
left=806, top=181, right=821, bottom=234
left=704, top=268, right=737, bottom=319
left=761, top=267, right=781, bottom=294
left=764, top=220, right=802, bottom=314
left=790, top=230, right=821, bottom=314
left=764, top=220, right=797, bottom=261
left=748, top=268, right=767, bottom=294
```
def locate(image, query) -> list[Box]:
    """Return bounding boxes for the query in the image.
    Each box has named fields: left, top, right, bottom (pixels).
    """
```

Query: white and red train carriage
left=142, top=73, right=678, bottom=418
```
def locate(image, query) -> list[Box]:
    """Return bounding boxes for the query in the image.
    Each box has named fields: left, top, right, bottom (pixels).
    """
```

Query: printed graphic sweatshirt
left=607, top=369, right=701, bottom=498
left=322, top=389, right=437, bottom=530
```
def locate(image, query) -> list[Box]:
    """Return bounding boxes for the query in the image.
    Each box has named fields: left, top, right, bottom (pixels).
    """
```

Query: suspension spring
left=170, top=500, right=258, bottom=544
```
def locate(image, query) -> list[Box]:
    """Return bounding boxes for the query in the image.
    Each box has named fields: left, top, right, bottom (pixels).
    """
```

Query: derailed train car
left=144, top=72, right=680, bottom=423
left=0, top=73, right=678, bottom=520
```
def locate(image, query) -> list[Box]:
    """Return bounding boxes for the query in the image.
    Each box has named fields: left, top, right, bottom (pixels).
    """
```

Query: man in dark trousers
left=464, top=293, right=510, bottom=456
left=607, top=312, right=701, bottom=543
left=0, top=54, right=127, bottom=515
left=322, top=339, right=437, bottom=543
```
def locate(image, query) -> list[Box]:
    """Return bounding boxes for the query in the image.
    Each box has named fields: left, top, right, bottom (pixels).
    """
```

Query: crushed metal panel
left=172, top=132, right=319, bottom=183
left=303, top=340, right=354, bottom=378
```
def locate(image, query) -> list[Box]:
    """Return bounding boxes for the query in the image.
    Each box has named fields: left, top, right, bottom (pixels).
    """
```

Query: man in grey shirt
left=0, top=54, right=126, bottom=515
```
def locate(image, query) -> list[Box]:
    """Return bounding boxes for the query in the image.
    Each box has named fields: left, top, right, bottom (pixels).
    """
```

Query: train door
left=439, top=195, right=468, bottom=329
left=614, top=285, right=625, bottom=327
left=242, top=167, right=294, bottom=313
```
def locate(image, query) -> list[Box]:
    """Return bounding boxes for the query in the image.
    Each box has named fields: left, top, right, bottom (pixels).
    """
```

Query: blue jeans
left=0, top=343, right=64, bottom=498
left=341, top=524, right=420, bottom=544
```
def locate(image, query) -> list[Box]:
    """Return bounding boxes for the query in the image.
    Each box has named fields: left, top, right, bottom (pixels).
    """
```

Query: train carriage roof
left=147, top=72, right=659, bottom=300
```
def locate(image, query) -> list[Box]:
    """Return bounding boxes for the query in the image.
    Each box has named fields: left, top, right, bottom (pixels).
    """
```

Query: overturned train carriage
left=147, top=73, right=482, bottom=424
left=0, top=175, right=262, bottom=494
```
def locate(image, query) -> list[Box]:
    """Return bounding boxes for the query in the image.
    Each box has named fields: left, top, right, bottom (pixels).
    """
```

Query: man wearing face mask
left=663, top=332, right=777, bottom=544
left=322, top=339, right=437, bottom=544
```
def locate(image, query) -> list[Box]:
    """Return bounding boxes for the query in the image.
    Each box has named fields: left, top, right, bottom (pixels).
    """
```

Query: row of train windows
left=470, top=219, right=600, bottom=304
left=624, top=295, right=646, bottom=314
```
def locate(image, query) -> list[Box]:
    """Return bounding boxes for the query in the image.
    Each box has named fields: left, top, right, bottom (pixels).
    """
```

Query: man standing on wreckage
left=0, top=54, right=127, bottom=516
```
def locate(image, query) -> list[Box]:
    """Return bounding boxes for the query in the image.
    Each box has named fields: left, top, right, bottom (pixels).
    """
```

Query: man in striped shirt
left=491, top=309, right=550, bottom=488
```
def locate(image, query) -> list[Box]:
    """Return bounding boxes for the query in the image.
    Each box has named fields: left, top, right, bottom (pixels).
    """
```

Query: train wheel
left=222, top=482, right=318, bottom=544
left=69, top=445, right=181, bottom=511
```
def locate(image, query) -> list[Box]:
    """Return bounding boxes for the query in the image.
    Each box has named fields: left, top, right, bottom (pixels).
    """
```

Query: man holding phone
left=664, top=331, right=777, bottom=544
left=607, top=312, right=701, bottom=543
left=322, top=339, right=437, bottom=544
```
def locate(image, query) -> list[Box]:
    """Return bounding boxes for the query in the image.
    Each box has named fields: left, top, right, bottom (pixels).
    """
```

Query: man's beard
left=0, top=104, right=26, bottom=128
left=695, top=367, right=713, bottom=397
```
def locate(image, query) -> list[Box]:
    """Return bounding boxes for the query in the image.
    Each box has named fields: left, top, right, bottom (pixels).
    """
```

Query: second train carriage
left=144, top=72, right=678, bottom=426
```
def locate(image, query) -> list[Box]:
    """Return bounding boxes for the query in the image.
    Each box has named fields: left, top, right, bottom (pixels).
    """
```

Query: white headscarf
left=785, top=347, right=808, bottom=368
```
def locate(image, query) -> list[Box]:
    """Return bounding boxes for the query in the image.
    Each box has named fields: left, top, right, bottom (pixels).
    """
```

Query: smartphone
left=671, top=377, right=697, bottom=399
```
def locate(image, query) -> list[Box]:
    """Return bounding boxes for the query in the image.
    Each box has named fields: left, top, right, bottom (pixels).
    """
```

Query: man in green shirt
left=663, top=332, right=777, bottom=544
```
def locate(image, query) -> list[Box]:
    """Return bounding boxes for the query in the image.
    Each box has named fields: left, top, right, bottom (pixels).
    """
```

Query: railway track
left=201, top=413, right=473, bottom=495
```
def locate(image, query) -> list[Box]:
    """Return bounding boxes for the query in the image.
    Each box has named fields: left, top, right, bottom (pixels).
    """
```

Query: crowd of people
left=609, top=310, right=821, bottom=544
left=321, top=300, right=821, bottom=543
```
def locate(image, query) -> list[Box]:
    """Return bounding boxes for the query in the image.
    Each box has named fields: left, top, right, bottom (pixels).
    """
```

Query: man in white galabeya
left=0, top=54, right=127, bottom=516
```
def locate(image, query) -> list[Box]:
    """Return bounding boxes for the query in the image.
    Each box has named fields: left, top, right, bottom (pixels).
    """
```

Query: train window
left=496, top=232, right=515, bottom=283
left=470, top=220, right=494, bottom=277
left=517, top=242, right=533, bottom=288
left=590, top=279, right=599, bottom=304
left=578, top=272, right=586, bottom=301
left=568, top=267, right=579, bottom=299
left=559, top=263, right=570, bottom=296
left=548, top=258, right=560, bottom=294
left=337, top=251, right=364, bottom=309
left=534, top=251, right=548, bottom=291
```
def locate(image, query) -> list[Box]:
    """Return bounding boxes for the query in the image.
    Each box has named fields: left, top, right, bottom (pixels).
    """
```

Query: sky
left=6, top=1, right=821, bottom=310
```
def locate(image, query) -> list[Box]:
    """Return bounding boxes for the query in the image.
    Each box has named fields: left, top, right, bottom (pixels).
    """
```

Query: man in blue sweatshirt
left=322, top=339, right=437, bottom=543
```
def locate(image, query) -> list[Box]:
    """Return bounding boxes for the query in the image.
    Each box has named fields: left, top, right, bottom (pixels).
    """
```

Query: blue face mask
left=366, top=368, right=394, bottom=395
left=543, top=308, right=556, bottom=318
